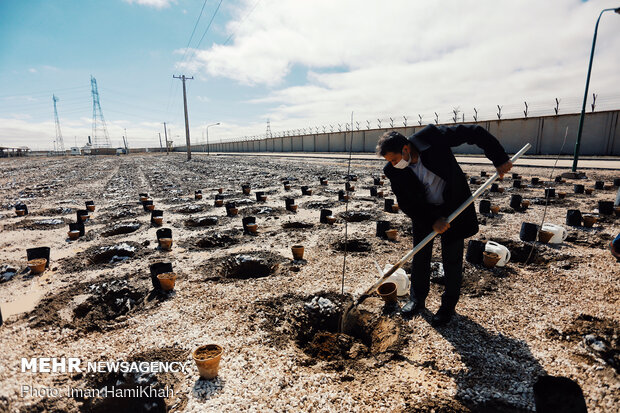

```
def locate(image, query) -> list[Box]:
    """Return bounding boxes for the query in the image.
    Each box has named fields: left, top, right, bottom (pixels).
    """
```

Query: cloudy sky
left=1, top=0, right=619, bottom=150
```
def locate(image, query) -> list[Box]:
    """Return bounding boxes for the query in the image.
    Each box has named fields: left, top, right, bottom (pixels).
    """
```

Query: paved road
left=194, top=151, right=620, bottom=170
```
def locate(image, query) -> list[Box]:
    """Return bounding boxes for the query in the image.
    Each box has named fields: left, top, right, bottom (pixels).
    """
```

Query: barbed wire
left=205, top=95, right=620, bottom=145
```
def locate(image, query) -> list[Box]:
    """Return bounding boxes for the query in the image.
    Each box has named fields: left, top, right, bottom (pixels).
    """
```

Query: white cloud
left=124, top=0, right=176, bottom=9
left=181, top=0, right=620, bottom=134
left=28, top=68, right=37, bottom=73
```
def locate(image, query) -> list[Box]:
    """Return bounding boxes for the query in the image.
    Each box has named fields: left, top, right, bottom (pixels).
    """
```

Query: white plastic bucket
left=541, top=223, right=567, bottom=244
left=484, top=241, right=511, bottom=267
left=380, top=264, right=410, bottom=296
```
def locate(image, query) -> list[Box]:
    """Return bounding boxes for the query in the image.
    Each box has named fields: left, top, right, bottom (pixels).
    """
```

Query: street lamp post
left=205, top=122, right=220, bottom=155
left=572, top=6, right=620, bottom=172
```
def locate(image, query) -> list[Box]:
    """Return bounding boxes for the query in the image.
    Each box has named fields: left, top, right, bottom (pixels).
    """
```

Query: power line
left=223, top=0, right=262, bottom=45
left=195, top=0, right=225, bottom=51
left=180, top=0, right=210, bottom=64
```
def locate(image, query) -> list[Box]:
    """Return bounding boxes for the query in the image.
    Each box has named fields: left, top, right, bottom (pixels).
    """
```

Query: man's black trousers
left=411, top=232, right=464, bottom=312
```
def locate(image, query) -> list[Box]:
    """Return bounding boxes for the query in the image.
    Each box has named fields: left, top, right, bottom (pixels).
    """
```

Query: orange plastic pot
left=28, top=258, right=47, bottom=274
left=157, top=272, right=177, bottom=291
left=159, top=238, right=173, bottom=250
left=193, top=345, right=223, bottom=380
left=538, top=230, right=554, bottom=244
left=482, top=251, right=500, bottom=269
left=377, top=282, right=397, bottom=304
left=582, top=215, right=597, bottom=228
left=385, top=229, right=398, bottom=241
left=291, top=245, right=304, bottom=260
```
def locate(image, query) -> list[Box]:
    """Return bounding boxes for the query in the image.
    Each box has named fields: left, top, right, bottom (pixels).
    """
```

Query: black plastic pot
left=594, top=181, right=604, bottom=190
left=466, top=240, right=485, bottom=265
left=614, top=178, right=620, bottom=186
left=513, top=179, right=521, bottom=188
left=225, top=201, right=236, bottom=210
left=384, top=199, right=395, bottom=212
left=15, top=203, right=28, bottom=214
left=554, top=176, right=563, bottom=183
left=345, top=182, right=354, bottom=191
left=319, top=177, right=327, bottom=185
left=566, top=209, right=582, bottom=227
left=512, top=173, right=521, bottom=179
left=479, top=200, right=491, bottom=214
left=151, top=210, right=164, bottom=225
left=156, top=228, right=172, bottom=240
left=26, top=247, right=51, bottom=268
left=373, top=177, right=381, bottom=185
left=573, top=184, right=584, bottom=194
left=77, top=210, right=89, bottom=221
left=370, top=186, right=378, bottom=197
left=346, top=174, right=358, bottom=181
left=301, top=186, right=311, bottom=195
left=195, top=190, right=202, bottom=199
left=149, top=262, right=173, bottom=291
left=490, top=183, right=500, bottom=192
left=142, top=200, right=153, bottom=211
left=480, top=171, right=487, bottom=177
left=376, top=220, right=391, bottom=239
left=242, top=216, right=256, bottom=234
left=469, top=177, right=479, bottom=185
left=215, top=194, right=224, bottom=200
left=533, top=376, right=586, bottom=413
left=320, top=209, right=333, bottom=224
left=85, top=200, right=94, bottom=207
left=509, top=194, right=523, bottom=211
left=531, top=177, right=539, bottom=185
left=544, top=188, right=555, bottom=198
left=598, top=200, right=614, bottom=215
left=284, top=197, right=295, bottom=210
left=69, top=221, right=85, bottom=237
left=255, top=191, right=264, bottom=201
left=520, top=222, right=539, bottom=242
left=338, top=190, right=346, bottom=201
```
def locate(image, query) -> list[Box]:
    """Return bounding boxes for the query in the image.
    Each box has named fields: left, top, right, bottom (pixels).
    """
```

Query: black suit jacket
left=383, top=124, right=510, bottom=242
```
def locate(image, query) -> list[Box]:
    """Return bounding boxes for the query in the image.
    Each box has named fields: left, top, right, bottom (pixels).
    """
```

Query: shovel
left=340, top=143, right=532, bottom=333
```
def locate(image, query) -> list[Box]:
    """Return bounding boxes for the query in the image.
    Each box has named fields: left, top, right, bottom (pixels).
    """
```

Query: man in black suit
left=377, top=124, right=513, bottom=326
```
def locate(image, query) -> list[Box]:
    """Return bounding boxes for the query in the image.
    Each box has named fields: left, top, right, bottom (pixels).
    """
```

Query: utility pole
left=162, top=122, right=169, bottom=155
left=173, top=74, right=194, bottom=160
left=158, top=133, right=163, bottom=151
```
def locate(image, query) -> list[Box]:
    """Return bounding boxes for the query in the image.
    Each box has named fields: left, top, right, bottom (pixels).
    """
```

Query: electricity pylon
left=52, top=94, right=65, bottom=155
left=90, top=76, right=111, bottom=148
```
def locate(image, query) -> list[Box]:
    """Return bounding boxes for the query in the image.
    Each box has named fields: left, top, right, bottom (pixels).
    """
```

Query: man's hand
left=433, top=217, right=450, bottom=234
left=496, top=160, right=513, bottom=178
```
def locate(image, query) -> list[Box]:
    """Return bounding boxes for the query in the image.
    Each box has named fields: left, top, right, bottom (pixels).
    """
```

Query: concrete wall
left=176, top=110, right=620, bottom=156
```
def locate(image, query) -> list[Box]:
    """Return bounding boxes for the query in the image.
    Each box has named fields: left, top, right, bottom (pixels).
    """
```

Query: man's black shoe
left=400, top=298, right=424, bottom=318
left=431, top=308, right=454, bottom=327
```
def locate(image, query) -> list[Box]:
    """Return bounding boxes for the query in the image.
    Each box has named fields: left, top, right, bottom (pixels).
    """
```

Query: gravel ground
left=0, top=153, right=618, bottom=412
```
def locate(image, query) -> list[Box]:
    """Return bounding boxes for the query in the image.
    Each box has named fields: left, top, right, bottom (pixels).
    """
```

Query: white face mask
left=393, top=150, right=410, bottom=169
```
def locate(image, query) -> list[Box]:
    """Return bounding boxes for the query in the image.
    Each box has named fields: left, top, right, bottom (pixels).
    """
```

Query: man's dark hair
left=375, top=131, right=409, bottom=156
